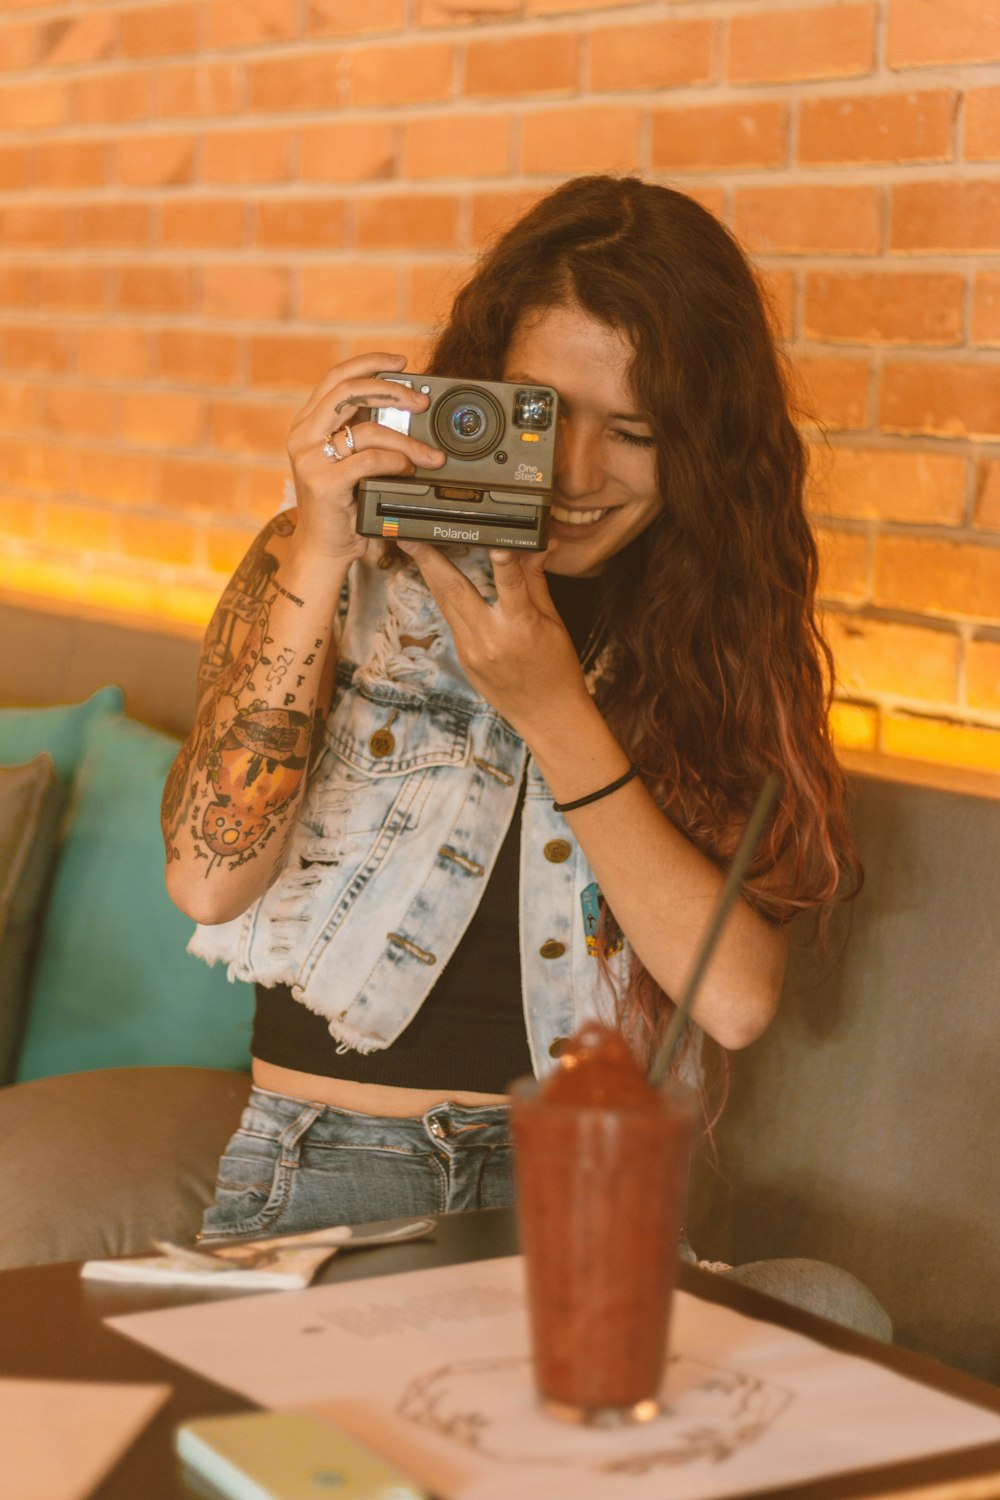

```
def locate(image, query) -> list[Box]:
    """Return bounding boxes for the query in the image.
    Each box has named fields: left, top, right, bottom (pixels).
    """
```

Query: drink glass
left=511, top=1076, right=695, bottom=1426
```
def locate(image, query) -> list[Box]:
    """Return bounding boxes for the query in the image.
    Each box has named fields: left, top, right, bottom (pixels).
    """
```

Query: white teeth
left=552, top=505, right=607, bottom=527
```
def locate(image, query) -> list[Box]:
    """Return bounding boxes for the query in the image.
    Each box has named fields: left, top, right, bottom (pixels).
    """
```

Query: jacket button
left=539, top=939, right=566, bottom=960
left=548, top=1036, right=572, bottom=1058
left=543, top=838, right=572, bottom=863
left=369, top=728, right=396, bottom=757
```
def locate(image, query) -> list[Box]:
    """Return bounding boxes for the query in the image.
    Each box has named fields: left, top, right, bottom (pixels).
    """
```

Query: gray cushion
left=688, top=769, right=1000, bottom=1382
left=0, top=755, right=64, bottom=1084
left=0, top=1066, right=251, bottom=1269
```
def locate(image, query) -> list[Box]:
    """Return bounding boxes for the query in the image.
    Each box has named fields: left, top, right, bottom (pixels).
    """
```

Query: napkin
left=80, top=1240, right=340, bottom=1290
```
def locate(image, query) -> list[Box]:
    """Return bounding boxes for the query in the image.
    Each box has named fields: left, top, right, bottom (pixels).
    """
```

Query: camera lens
left=433, top=386, right=504, bottom=459
left=451, top=405, right=485, bottom=440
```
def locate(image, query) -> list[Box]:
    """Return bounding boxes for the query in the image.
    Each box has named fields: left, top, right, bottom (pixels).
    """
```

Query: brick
left=828, top=699, right=879, bottom=751
left=974, top=461, right=1000, bottom=531
left=356, top=193, right=460, bottom=250
left=301, top=261, right=401, bottom=323
left=43, top=11, right=116, bottom=66
left=157, top=61, right=242, bottom=118
left=733, top=185, right=881, bottom=255
left=79, top=327, right=152, bottom=382
left=78, top=202, right=152, bottom=249
left=249, top=53, right=346, bottom=112
left=202, top=127, right=292, bottom=183
left=121, top=390, right=205, bottom=447
left=117, top=133, right=195, bottom=188
left=815, top=525, right=870, bottom=603
left=891, top=180, right=1000, bottom=253
left=308, top=0, right=407, bottom=34
left=0, top=205, right=70, bottom=249
left=465, top=33, right=577, bottom=97
left=528, top=0, right=645, bottom=12
left=34, top=139, right=108, bottom=189
left=4, top=326, right=75, bottom=377
left=202, top=263, right=290, bottom=320
left=807, top=445, right=967, bottom=526
left=206, top=0, right=299, bottom=48
left=119, top=513, right=198, bottom=567
left=0, top=266, right=33, bottom=309
left=966, top=638, right=1000, bottom=714
left=300, top=119, right=397, bottom=182
left=0, top=381, right=40, bottom=432
left=117, top=264, right=197, bottom=314
left=651, top=101, right=787, bottom=172
left=211, top=397, right=293, bottom=455
left=407, top=258, right=470, bottom=325
left=728, top=3, right=876, bottom=84
left=0, top=145, right=31, bottom=189
left=883, top=713, right=1000, bottom=771
left=3, top=440, right=73, bottom=494
left=0, top=19, right=41, bottom=70
left=587, top=17, right=715, bottom=91
left=206, top=522, right=261, bottom=576
left=803, top=271, right=964, bottom=345
left=121, top=3, right=200, bottom=58
left=794, top=353, right=870, bottom=430
left=799, top=89, right=955, bottom=166
left=160, top=455, right=244, bottom=515
left=521, top=105, right=641, bottom=174
left=160, top=329, right=243, bottom=385
left=405, top=112, right=511, bottom=179
left=469, top=187, right=546, bottom=246
left=970, top=274, right=1000, bottom=346
left=0, top=78, right=69, bottom=129
left=162, top=197, right=246, bottom=248
left=78, top=447, right=160, bottom=507
left=966, top=87, right=1000, bottom=161
left=873, top=535, right=1000, bottom=622
left=880, top=361, right=1000, bottom=440
left=0, top=497, right=42, bottom=543
left=249, top=333, right=340, bottom=390
left=887, top=0, right=1000, bottom=67
left=74, top=69, right=155, bottom=125
left=254, top=198, right=347, bottom=250
left=825, top=613, right=959, bottom=702
left=351, top=43, right=453, bottom=108
left=245, top=464, right=293, bottom=520
left=343, top=330, right=425, bottom=366
left=43, top=503, right=116, bottom=553
left=417, top=0, right=517, bottom=23
left=36, top=265, right=108, bottom=314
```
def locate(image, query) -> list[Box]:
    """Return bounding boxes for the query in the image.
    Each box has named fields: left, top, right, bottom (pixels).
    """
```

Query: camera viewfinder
left=513, top=389, right=554, bottom=431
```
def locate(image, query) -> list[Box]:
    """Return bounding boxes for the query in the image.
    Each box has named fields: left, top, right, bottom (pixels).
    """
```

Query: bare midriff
left=252, top=1059, right=509, bottom=1117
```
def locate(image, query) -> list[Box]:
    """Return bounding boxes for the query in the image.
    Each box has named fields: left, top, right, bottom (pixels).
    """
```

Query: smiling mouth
left=551, top=504, right=611, bottom=527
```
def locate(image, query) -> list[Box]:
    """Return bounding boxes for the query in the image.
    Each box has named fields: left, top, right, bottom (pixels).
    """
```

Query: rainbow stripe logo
left=381, top=517, right=400, bottom=537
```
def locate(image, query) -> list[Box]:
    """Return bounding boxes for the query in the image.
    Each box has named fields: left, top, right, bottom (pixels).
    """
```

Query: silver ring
left=322, top=431, right=344, bottom=463
left=341, top=423, right=356, bottom=454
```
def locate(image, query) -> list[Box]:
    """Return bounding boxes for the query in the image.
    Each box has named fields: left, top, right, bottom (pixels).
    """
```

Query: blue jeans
left=203, top=1085, right=891, bottom=1344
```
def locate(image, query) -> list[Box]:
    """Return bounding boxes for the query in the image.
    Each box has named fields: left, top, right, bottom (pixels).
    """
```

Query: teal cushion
left=0, top=686, right=124, bottom=783
left=16, top=714, right=254, bottom=1081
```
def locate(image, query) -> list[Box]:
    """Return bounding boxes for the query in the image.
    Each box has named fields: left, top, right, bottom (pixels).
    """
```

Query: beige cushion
left=0, top=756, right=64, bottom=1084
left=0, top=1066, right=251, bottom=1269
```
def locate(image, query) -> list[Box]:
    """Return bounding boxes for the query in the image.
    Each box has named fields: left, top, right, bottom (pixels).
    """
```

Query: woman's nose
left=554, top=415, right=603, bottom=500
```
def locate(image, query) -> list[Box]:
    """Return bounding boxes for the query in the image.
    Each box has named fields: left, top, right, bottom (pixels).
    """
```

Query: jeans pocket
left=201, top=1103, right=321, bottom=1238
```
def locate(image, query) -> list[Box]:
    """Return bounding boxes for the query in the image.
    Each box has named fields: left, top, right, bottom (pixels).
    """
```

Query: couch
left=1, top=598, right=998, bottom=1384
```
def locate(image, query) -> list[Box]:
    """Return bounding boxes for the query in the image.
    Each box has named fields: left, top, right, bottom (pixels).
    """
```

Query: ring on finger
left=322, top=425, right=355, bottom=463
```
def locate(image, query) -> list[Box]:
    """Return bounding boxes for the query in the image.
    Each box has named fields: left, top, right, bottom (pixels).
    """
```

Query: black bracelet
left=552, top=764, right=639, bottom=814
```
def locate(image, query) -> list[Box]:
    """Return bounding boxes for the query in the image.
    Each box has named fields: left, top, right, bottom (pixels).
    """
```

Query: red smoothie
left=511, top=1022, right=695, bottom=1423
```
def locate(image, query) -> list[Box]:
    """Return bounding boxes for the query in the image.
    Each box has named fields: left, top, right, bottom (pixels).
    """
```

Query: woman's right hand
left=287, top=352, right=445, bottom=564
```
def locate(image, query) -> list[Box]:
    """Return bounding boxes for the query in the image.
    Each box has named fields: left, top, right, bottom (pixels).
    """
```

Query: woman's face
left=502, top=303, right=661, bottom=577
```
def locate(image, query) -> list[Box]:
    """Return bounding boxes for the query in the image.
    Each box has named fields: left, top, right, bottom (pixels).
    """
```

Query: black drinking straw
left=648, top=773, right=782, bottom=1088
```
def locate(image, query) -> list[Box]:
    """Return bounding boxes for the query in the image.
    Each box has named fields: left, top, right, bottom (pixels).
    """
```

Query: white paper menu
left=107, top=1255, right=1000, bottom=1500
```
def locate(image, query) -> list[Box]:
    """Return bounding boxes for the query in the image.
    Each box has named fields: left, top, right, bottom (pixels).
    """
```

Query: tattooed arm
left=162, top=351, right=444, bottom=925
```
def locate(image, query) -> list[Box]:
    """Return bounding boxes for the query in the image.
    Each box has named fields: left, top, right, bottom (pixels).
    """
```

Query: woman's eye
left=612, top=429, right=656, bottom=449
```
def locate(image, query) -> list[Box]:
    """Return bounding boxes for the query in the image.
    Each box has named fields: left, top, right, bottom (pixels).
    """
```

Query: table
left=2, top=1208, right=999, bottom=1500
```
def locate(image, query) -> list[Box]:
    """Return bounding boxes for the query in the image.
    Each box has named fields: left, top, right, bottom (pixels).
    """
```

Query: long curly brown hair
left=427, top=175, right=860, bottom=1067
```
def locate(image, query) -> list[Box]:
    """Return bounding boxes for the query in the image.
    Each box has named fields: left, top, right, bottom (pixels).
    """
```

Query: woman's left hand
left=396, top=542, right=590, bottom=736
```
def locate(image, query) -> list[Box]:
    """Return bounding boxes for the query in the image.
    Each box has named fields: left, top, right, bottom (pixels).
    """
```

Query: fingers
left=488, top=546, right=556, bottom=616
left=396, top=542, right=489, bottom=633
left=297, top=351, right=407, bottom=427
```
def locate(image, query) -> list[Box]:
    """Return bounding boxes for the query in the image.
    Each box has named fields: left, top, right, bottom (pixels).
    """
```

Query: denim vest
left=189, top=549, right=628, bottom=1079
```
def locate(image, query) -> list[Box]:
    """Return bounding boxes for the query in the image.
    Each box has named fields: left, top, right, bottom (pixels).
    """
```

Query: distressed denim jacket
left=189, top=548, right=628, bottom=1079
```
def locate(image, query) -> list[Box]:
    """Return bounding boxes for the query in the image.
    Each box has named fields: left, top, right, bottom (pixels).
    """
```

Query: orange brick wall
left=1, top=0, right=999, bottom=770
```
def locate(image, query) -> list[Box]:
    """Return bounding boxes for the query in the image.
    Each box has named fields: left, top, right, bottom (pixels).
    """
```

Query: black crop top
left=252, top=571, right=603, bottom=1093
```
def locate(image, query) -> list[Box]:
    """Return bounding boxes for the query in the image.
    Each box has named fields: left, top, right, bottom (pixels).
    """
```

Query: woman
left=163, top=176, right=886, bottom=1335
